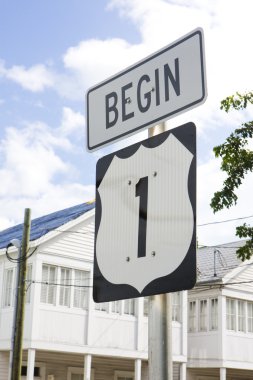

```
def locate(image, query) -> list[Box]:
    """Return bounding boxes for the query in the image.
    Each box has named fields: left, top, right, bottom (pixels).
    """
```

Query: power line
left=25, top=277, right=253, bottom=290
left=197, top=214, right=253, bottom=227
left=26, top=214, right=252, bottom=236
left=26, top=280, right=92, bottom=288
left=6, top=247, right=38, bottom=263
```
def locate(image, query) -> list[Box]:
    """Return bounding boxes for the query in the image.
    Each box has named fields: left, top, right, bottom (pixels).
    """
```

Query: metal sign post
left=149, top=294, right=172, bottom=380
left=148, top=123, right=173, bottom=380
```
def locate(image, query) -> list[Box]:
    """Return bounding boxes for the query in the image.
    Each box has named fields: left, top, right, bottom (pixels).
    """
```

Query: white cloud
left=63, top=38, right=148, bottom=90
left=0, top=115, right=94, bottom=230
left=0, top=183, right=95, bottom=231
left=0, top=61, right=54, bottom=92
left=108, top=0, right=215, bottom=50
left=59, top=107, right=85, bottom=136
left=0, top=122, right=68, bottom=197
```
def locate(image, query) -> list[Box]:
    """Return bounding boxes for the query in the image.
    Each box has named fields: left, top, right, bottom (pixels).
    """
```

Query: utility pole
left=148, top=124, right=173, bottom=380
left=11, top=208, right=31, bottom=380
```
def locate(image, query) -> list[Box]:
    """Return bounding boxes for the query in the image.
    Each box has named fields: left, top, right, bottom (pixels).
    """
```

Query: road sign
left=86, top=28, right=206, bottom=151
left=93, top=122, right=196, bottom=302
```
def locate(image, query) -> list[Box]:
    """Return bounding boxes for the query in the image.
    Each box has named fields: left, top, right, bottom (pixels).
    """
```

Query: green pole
left=11, top=208, right=31, bottom=380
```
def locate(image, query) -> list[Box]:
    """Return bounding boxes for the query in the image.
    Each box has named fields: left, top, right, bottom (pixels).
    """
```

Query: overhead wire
left=23, top=277, right=253, bottom=290
left=21, top=214, right=252, bottom=236
left=197, top=214, right=253, bottom=227
left=5, top=246, right=38, bottom=263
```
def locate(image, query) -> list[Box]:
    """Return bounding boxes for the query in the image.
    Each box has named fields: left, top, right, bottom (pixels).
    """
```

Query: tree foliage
left=210, top=91, right=253, bottom=260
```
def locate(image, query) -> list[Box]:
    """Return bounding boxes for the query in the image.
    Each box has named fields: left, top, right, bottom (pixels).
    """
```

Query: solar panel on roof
left=0, top=201, right=95, bottom=249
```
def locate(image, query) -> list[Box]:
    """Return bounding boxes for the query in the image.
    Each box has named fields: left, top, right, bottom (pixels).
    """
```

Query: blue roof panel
left=0, top=202, right=95, bottom=249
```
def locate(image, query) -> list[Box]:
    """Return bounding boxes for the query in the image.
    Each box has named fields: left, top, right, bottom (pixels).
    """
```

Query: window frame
left=188, top=300, right=197, bottom=332
left=59, top=267, right=71, bottom=307
left=40, top=264, right=90, bottom=310
left=111, top=300, right=121, bottom=314
left=21, top=361, right=46, bottom=380
left=172, top=292, right=181, bottom=322
left=123, top=299, right=135, bottom=316
left=209, top=298, right=218, bottom=331
left=247, top=301, right=253, bottom=332
left=114, top=370, right=134, bottom=380
left=40, top=264, right=57, bottom=305
left=226, top=298, right=236, bottom=331
left=94, top=302, right=108, bottom=312
left=25, top=264, right=32, bottom=304
left=199, top=299, right=208, bottom=332
left=67, top=367, right=94, bottom=380
left=3, top=267, right=14, bottom=307
left=143, top=297, right=149, bottom=317
left=238, top=299, right=246, bottom=332
left=73, top=269, right=90, bottom=310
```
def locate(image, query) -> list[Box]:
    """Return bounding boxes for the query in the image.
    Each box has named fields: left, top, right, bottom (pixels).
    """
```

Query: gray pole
left=148, top=123, right=173, bottom=380
left=11, top=208, right=31, bottom=380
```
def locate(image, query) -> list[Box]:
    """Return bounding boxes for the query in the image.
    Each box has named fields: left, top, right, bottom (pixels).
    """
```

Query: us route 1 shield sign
left=93, top=122, right=196, bottom=302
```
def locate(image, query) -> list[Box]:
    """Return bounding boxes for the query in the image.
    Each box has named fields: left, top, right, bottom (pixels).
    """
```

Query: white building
left=0, top=202, right=186, bottom=380
left=0, top=202, right=252, bottom=380
left=188, top=241, right=253, bottom=380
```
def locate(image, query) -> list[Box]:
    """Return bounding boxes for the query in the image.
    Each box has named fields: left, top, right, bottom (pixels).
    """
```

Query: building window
left=59, top=267, right=71, bottom=307
left=26, top=265, right=32, bottom=304
left=111, top=300, right=120, bottom=313
left=188, top=300, right=197, bottom=332
left=210, top=298, right=218, bottom=330
left=40, top=264, right=57, bottom=304
left=21, top=366, right=40, bottom=376
left=172, top=292, right=181, bottom=322
left=143, top=297, right=149, bottom=317
left=73, top=270, right=89, bottom=309
left=248, top=302, right=253, bottom=332
left=226, top=298, right=236, bottom=331
left=114, top=371, right=134, bottom=380
left=67, top=367, right=94, bottom=380
left=95, top=302, right=108, bottom=312
left=124, top=299, right=135, bottom=315
left=199, top=299, right=208, bottom=331
left=3, top=268, right=14, bottom=307
left=238, top=300, right=245, bottom=332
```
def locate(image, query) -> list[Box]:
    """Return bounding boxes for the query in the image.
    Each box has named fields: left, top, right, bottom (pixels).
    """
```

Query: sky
left=0, top=0, right=252, bottom=248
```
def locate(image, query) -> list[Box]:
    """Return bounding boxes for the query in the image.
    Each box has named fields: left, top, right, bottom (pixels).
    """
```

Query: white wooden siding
left=226, top=263, right=253, bottom=293
left=91, top=314, right=137, bottom=350
left=37, top=308, right=88, bottom=345
left=42, top=221, right=94, bottom=260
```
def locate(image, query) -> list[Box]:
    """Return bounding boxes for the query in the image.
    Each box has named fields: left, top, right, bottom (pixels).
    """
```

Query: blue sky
left=0, top=0, right=252, bottom=247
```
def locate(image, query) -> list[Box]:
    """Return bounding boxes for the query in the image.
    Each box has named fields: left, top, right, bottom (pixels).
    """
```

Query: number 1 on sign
left=135, top=176, right=148, bottom=258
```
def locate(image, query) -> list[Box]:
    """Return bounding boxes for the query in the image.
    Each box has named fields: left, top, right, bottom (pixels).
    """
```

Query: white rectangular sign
left=86, top=28, right=206, bottom=151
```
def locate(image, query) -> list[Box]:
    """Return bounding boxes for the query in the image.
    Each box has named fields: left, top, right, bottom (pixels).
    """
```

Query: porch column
left=180, top=362, right=186, bottom=380
left=84, top=354, right=92, bottom=380
left=135, top=359, right=141, bottom=380
left=27, top=348, right=35, bottom=380
left=220, top=367, right=226, bottom=380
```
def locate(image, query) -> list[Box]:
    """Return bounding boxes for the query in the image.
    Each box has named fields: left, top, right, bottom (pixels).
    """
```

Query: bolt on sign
left=93, top=122, right=196, bottom=302
left=86, top=28, right=206, bottom=151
